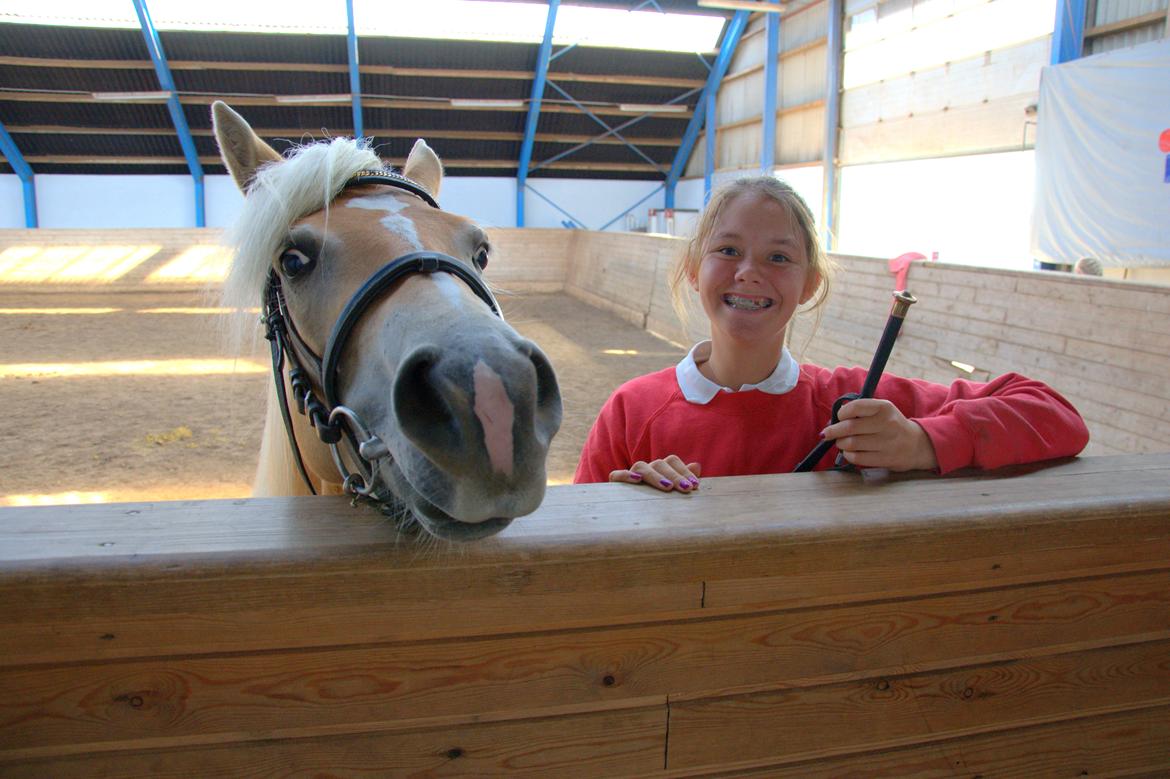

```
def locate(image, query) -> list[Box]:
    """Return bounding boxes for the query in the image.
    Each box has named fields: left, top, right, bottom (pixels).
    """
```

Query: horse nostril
left=527, top=343, right=563, bottom=439
left=393, top=346, right=462, bottom=455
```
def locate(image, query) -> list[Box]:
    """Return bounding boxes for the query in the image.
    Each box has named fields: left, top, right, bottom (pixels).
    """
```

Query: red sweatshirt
left=573, top=363, right=1089, bottom=483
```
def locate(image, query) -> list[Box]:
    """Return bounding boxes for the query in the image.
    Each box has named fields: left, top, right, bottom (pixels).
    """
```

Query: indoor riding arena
left=3, top=1, right=1170, bottom=776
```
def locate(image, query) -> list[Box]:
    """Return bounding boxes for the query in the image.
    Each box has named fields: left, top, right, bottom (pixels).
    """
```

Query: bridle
left=261, top=169, right=502, bottom=506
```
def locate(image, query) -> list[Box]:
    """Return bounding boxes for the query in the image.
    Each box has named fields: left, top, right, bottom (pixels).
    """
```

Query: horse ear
left=403, top=139, right=443, bottom=199
left=212, top=101, right=282, bottom=192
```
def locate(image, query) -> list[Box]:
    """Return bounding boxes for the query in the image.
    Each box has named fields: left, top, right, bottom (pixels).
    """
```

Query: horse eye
left=279, top=248, right=316, bottom=279
left=473, top=246, right=489, bottom=270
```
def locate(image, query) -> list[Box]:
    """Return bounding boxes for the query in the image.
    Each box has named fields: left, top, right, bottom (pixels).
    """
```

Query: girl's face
left=692, top=192, right=818, bottom=351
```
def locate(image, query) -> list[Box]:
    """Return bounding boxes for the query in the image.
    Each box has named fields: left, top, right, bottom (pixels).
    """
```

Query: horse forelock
left=220, top=137, right=383, bottom=344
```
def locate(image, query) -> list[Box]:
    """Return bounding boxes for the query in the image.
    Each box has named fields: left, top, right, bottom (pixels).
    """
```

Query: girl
left=574, top=177, right=1089, bottom=491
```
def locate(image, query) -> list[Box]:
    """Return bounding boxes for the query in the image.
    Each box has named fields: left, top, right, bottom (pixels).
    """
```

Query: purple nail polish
left=689, top=478, right=700, bottom=488
left=660, top=479, right=673, bottom=488
left=629, top=472, right=643, bottom=481
left=677, top=480, right=690, bottom=490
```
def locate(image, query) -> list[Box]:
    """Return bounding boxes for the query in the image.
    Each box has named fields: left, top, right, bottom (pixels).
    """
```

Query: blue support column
left=1051, top=0, right=1087, bottom=64
left=346, top=0, right=364, bottom=139
left=0, top=119, right=37, bottom=227
left=704, top=90, right=716, bottom=205
left=666, top=11, right=748, bottom=208
left=132, top=0, right=205, bottom=227
left=821, top=0, right=844, bottom=251
left=761, top=10, right=779, bottom=173
left=517, top=0, right=560, bottom=227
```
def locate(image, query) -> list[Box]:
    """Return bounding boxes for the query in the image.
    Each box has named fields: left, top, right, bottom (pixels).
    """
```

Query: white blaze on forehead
left=346, top=194, right=423, bottom=251
left=473, top=360, right=515, bottom=477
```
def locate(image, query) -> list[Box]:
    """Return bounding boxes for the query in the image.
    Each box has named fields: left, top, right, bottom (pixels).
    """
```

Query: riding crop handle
left=792, top=290, right=918, bottom=473
left=859, top=290, right=917, bottom=398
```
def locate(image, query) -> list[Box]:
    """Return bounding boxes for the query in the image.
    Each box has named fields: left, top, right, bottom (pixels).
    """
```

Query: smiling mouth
left=723, top=293, right=773, bottom=310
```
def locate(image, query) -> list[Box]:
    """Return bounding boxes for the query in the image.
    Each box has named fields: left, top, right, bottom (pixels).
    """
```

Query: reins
left=260, top=170, right=502, bottom=505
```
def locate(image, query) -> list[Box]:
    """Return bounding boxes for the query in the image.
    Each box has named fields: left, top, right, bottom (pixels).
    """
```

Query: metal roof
left=0, top=2, right=733, bottom=181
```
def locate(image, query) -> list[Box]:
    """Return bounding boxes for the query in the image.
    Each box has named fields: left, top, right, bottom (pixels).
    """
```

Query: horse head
left=213, top=102, right=562, bottom=541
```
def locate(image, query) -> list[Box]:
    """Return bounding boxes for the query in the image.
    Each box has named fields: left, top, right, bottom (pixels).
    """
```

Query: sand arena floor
left=0, top=289, right=684, bottom=506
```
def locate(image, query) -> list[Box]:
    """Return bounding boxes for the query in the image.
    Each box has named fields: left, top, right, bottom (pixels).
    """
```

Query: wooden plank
left=3, top=570, right=1168, bottom=758
left=0, top=705, right=666, bottom=779
left=662, top=705, right=1170, bottom=777
left=2, top=456, right=1169, bottom=665
left=667, top=638, right=1170, bottom=770
left=0, top=55, right=704, bottom=88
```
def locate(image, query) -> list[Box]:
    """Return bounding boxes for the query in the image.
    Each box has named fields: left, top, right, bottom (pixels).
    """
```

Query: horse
left=212, top=101, right=562, bottom=541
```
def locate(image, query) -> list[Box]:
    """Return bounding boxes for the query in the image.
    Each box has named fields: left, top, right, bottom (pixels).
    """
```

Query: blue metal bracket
left=517, top=0, right=560, bottom=227
left=666, top=11, right=748, bottom=208
left=549, top=44, right=576, bottom=62
left=346, top=0, right=364, bottom=139
left=132, top=0, right=204, bottom=227
left=1051, top=0, right=1087, bottom=64
left=821, top=0, right=844, bottom=251
left=761, top=10, right=779, bottom=172
left=0, top=118, right=37, bottom=227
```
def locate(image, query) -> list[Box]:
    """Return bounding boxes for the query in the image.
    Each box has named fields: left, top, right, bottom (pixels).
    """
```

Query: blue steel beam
left=525, top=184, right=588, bottom=229
left=0, top=119, right=37, bottom=227
left=665, top=11, right=748, bottom=208
left=599, top=183, right=664, bottom=231
left=517, top=0, right=560, bottom=227
left=704, top=90, right=716, bottom=205
left=132, top=0, right=204, bottom=227
left=346, top=0, right=364, bottom=139
left=1051, top=0, right=1087, bottom=64
left=821, top=0, right=844, bottom=250
left=543, top=80, right=668, bottom=174
left=761, top=9, right=779, bottom=172
left=531, top=86, right=700, bottom=174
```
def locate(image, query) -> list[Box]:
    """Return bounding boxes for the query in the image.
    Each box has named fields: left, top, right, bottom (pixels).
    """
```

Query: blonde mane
left=221, top=137, right=383, bottom=321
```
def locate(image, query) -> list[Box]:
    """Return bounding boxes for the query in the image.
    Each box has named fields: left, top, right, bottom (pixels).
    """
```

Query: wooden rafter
left=0, top=90, right=694, bottom=119
left=2, top=124, right=679, bottom=146
left=21, top=154, right=663, bottom=173
left=0, top=56, right=704, bottom=89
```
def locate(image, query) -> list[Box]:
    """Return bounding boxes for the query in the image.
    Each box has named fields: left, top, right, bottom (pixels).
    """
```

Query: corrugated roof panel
left=174, top=69, right=351, bottom=97
left=0, top=101, right=177, bottom=130
left=159, top=29, right=348, bottom=64
left=0, top=23, right=145, bottom=59
left=0, top=65, right=160, bottom=93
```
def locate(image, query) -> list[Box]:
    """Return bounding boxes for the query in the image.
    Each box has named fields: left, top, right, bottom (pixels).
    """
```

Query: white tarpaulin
left=1031, top=38, right=1170, bottom=267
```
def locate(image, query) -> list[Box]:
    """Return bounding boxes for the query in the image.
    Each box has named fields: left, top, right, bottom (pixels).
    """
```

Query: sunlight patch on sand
left=0, top=359, right=266, bottom=378
left=3, top=483, right=254, bottom=507
left=0, top=245, right=160, bottom=283
left=0, top=307, right=122, bottom=315
left=145, top=246, right=230, bottom=283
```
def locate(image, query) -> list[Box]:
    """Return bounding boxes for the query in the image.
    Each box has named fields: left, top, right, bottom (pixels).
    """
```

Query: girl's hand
left=823, top=398, right=939, bottom=472
left=609, top=455, right=702, bottom=492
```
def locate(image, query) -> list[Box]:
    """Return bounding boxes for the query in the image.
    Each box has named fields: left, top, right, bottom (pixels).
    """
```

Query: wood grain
left=0, top=706, right=665, bottom=778
left=666, top=638, right=1170, bottom=770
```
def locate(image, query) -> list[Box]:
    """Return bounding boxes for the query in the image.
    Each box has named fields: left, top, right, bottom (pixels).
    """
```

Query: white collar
left=675, top=340, right=800, bottom=404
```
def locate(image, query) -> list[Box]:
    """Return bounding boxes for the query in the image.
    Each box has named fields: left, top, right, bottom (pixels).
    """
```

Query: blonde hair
left=668, top=177, right=835, bottom=330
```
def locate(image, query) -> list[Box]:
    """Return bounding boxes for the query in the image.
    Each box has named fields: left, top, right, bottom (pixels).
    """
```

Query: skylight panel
left=0, top=0, right=727, bottom=53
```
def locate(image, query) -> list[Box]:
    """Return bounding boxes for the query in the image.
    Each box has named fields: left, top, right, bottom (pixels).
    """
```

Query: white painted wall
left=0, top=172, right=667, bottom=233
left=520, top=178, right=666, bottom=232
left=0, top=176, right=22, bottom=228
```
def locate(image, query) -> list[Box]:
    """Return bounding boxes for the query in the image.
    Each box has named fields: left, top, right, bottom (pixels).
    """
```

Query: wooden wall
left=786, top=255, right=1170, bottom=457
left=2, top=227, right=1168, bottom=456
left=2, top=454, right=1169, bottom=775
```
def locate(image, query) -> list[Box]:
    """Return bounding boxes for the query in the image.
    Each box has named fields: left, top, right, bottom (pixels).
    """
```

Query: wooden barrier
left=2, top=453, right=1169, bottom=776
